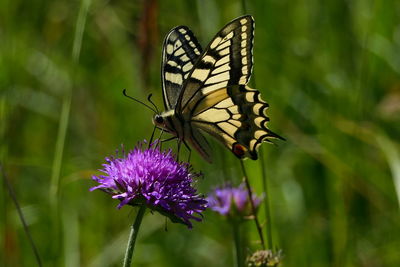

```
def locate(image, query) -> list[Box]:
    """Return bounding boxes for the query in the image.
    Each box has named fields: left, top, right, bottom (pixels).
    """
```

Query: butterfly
left=153, top=15, right=283, bottom=163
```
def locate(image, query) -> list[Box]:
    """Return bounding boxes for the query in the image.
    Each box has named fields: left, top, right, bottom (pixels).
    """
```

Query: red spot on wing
left=232, top=143, right=246, bottom=158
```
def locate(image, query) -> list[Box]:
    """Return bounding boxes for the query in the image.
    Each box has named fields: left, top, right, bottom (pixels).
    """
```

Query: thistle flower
left=246, top=249, right=283, bottom=267
left=90, top=142, right=207, bottom=228
left=207, top=183, right=262, bottom=219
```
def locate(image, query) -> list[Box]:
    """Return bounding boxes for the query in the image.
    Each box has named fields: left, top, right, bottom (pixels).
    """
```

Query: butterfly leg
left=183, top=140, right=192, bottom=163
left=156, top=130, right=164, bottom=148
left=176, top=140, right=182, bottom=162
left=159, top=136, right=177, bottom=150
left=160, top=136, right=177, bottom=143
left=148, top=125, right=157, bottom=144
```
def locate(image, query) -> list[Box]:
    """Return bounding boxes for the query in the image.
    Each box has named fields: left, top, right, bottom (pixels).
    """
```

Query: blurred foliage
left=1, top=0, right=400, bottom=266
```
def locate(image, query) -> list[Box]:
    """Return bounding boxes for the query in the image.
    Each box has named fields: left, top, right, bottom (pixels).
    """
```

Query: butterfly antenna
left=147, top=93, right=159, bottom=114
left=122, top=89, right=157, bottom=113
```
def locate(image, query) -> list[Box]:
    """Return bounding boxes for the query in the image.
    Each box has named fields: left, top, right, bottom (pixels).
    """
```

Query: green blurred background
left=1, top=0, right=400, bottom=266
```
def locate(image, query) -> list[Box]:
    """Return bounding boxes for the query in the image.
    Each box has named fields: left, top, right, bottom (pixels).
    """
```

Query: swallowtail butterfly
left=153, top=15, right=283, bottom=162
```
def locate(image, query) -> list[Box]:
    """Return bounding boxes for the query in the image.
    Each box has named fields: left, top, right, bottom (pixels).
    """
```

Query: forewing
left=161, top=26, right=202, bottom=110
left=177, top=15, right=254, bottom=112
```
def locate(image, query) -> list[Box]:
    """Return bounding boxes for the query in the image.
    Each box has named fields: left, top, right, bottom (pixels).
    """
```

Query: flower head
left=91, top=141, right=207, bottom=228
left=207, top=183, right=262, bottom=219
left=247, top=249, right=283, bottom=267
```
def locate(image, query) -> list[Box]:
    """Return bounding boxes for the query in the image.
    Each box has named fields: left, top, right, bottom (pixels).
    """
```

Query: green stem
left=240, top=160, right=265, bottom=249
left=49, top=0, right=90, bottom=202
left=240, top=0, right=274, bottom=251
left=232, top=221, right=244, bottom=267
left=241, top=0, right=247, bottom=14
left=123, top=206, right=146, bottom=267
left=259, top=147, right=273, bottom=249
left=1, top=164, right=42, bottom=267
left=49, top=94, right=71, bottom=203
left=49, top=0, right=90, bottom=262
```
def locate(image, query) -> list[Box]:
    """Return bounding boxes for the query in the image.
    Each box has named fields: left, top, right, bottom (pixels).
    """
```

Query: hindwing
left=189, top=85, right=283, bottom=160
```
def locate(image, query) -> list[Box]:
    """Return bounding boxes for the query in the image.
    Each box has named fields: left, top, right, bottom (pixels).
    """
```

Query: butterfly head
left=153, top=114, right=164, bottom=125
left=152, top=110, right=175, bottom=134
left=152, top=114, right=166, bottom=129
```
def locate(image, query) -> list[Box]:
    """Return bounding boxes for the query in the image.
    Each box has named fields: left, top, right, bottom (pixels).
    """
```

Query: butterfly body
left=154, top=15, right=283, bottom=162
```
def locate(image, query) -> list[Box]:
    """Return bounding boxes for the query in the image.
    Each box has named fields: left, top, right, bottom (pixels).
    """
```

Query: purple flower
left=207, top=183, right=262, bottom=218
left=91, top=142, right=207, bottom=228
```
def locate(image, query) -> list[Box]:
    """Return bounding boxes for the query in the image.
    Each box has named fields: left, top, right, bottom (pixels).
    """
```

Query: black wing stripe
left=191, top=121, right=237, bottom=148
left=193, top=120, right=237, bottom=139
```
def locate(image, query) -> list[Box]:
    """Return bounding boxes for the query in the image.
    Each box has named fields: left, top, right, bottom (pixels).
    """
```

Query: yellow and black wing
left=177, top=15, right=283, bottom=160
left=161, top=26, right=202, bottom=110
